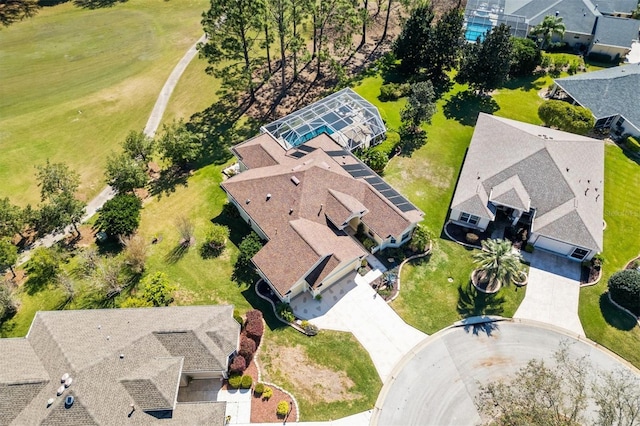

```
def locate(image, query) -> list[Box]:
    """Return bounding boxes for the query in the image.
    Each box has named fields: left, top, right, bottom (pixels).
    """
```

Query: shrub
left=538, top=100, right=594, bottom=135
left=233, top=309, right=243, bottom=326
left=509, top=37, right=542, bottom=77
left=229, top=356, right=247, bottom=375
left=245, top=310, right=265, bottom=343
left=608, top=269, right=640, bottom=315
left=625, top=136, right=640, bottom=153
left=276, top=400, right=290, bottom=417
left=262, top=386, right=273, bottom=400
left=363, top=237, right=377, bottom=252
left=465, top=233, right=479, bottom=244
left=228, top=374, right=242, bottom=388
left=140, top=272, right=176, bottom=307
left=276, top=303, right=295, bottom=323
left=379, top=82, right=410, bottom=101
left=592, top=253, right=604, bottom=270
left=254, top=382, right=265, bottom=396
left=200, top=224, right=230, bottom=258
left=524, top=243, right=535, bottom=253
left=409, top=225, right=431, bottom=253
left=302, top=322, right=319, bottom=336
left=239, top=335, right=257, bottom=363
left=0, top=284, right=17, bottom=322
left=95, top=194, right=142, bottom=237
left=241, top=375, right=253, bottom=389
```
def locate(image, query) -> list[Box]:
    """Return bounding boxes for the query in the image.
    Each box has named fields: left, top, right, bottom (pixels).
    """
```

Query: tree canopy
left=105, top=152, right=147, bottom=194
left=140, top=272, right=176, bottom=307
left=608, top=269, right=640, bottom=315
left=510, top=37, right=542, bottom=77
left=0, top=197, right=24, bottom=239
left=473, top=238, right=523, bottom=292
left=393, top=2, right=435, bottom=75
left=401, top=81, right=437, bottom=130
left=456, top=24, right=513, bottom=94
left=530, top=15, right=566, bottom=50
left=122, top=130, right=154, bottom=163
left=157, top=120, right=202, bottom=168
left=0, top=238, right=18, bottom=278
left=538, top=100, right=595, bottom=135
left=95, top=194, right=142, bottom=237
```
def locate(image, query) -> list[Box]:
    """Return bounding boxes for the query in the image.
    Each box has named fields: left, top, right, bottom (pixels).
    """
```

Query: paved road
left=515, top=250, right=585, bottom=336
left=372, top=320, right=640, bottom=426
left=290, top=272, right=427, bottom=383
left=16, top=35, right=206, bottom=265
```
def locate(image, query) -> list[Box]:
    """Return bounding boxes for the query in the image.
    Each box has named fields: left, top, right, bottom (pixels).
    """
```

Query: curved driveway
left=372, top=319, right=640, bottom=426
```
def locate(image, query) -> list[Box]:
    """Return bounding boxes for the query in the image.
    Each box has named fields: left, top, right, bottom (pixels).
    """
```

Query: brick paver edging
left=253, top=339, right=301, bottom=423
left=388, top=241, right=433, bottom=303
left=606, top=292, right=640, bottom=327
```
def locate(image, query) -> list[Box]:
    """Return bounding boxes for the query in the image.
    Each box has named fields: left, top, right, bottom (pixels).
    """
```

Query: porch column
left=511, top=209, right=523, bottom=226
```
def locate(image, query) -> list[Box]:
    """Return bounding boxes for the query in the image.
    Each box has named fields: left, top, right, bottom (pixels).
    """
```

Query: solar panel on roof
left=365, top=176, right=385, bottom=186
left=348, top=169, right=373, bottom=178
left=397, top=203, right=416, bottom=212
left=343, top=164, right=366, bottom=171
left=326, top=150, right=348, bottom=157
left=297, top=144, right=316, bottom=153
left=290, top=151, right=306, bottom=158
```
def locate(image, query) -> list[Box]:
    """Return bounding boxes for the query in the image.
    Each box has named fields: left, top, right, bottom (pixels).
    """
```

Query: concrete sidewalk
left=290, top=272, right=427, bottom=382
left=515, top=251, right=584, bottom=336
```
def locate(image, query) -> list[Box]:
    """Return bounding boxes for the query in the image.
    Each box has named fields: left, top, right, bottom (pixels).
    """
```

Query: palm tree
left=472, top=239, right=524, bottom=293
left=530, top=15, right=566, bottom=50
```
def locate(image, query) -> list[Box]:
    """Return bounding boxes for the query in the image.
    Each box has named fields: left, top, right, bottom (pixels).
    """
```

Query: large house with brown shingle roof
left=0, top=306, right=239, bottom=425
left=449, top=113, right=604, bottom=261
left=222, top=133, right=423, bottom=302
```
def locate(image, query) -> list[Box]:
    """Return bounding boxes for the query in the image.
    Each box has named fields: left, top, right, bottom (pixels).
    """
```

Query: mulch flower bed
left=250, top=385, right=297, bottom=423
left=580, top=265, right=601, bottom=284
left=445, top=222, right=491, bottom=247
left=625, top=257, right=640, bottom=271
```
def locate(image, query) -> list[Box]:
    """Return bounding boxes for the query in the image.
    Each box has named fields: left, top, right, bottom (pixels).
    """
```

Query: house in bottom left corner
left=0, top=305, right=240, bottom=425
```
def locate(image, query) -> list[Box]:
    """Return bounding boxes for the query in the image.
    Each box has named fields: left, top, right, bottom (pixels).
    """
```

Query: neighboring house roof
left=595, top=0, right=638, bottom=15
left=451, top=113, right=604, bottom=252
left=222, top=133, right=423, bottom=297
left=554, top=64, right=640, bottom=129
left=0, top=306, right=239, bottom=425
left=594, top=16, right=640, bottom=48
left=512, top=0, right=599, bottom=35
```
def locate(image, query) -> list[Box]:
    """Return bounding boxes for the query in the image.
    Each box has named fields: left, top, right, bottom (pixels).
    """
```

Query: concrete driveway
left=514, top=250, right=584, bottom=336
left=372, top=320, right=640, bottom=426
left=290, top=272, right=427, bottom=382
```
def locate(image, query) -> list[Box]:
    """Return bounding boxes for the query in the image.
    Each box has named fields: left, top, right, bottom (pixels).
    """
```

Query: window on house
left=570, top=247, right=589, bottom=260
left=390, top=237, right=396, bottom=244
left=617, top=117, right=625, bottom=126
left=459, top=212, right=480, bottom=225
left=401, top=231, right=411, bottom=241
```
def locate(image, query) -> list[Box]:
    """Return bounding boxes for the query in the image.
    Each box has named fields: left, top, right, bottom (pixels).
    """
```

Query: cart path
left=17, top=34, right=206, bottom=265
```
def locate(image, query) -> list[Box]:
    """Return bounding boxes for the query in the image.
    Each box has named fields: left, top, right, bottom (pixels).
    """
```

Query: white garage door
left=533, top=236, right=574, bottom=256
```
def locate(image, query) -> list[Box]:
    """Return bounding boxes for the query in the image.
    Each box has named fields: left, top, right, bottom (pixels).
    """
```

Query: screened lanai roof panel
left=261, top=88, right=386, bottom=151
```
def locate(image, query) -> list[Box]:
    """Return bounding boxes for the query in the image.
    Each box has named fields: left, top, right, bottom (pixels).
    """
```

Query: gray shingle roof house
left=222, top=132, right=423, bottom=301
left=450, top=113, right=604, bottom=261
left=553, top=64, right=640, bottom=138
left=0, top=306, right=239, bottom=425
left=464, top=0, right=639, bottom=60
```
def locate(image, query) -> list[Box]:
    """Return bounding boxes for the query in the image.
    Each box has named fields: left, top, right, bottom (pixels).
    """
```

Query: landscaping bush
left=379, top=82, right=410, bottom=101
left=363, top=237, right=377, bottom=252
left=245, top=310, right=265, bottom=343
left=466, top=233, right=479, bottom=244
left=524, top=243, right=535, bottom=253
left=229, top=356, right=247, bottom=375
left=587, top=52, right=614, bottom=63
left=277, top=400, right=290, bottom=417
left=409, top=225, right=431, bottom=253
left=538, top=100, right=594, bottom=135
left=276, top=302, right=295, bottom=323
left=254, top=382, right=265, bottom=396
left=625, top=136, right=640, bottom=153
left=509, top=37, right=542, bottom=77
left=262, top=386, right=273, bottom=400
left=228, top=374, right=242, bottom=388
left=300, top=320, right=319, bottom=336
left=239, top=335, right=257, bottom=363
left=233, top=309, right=243, bottom=326
left=608, top=269, right=640, bottom=315
left=241, top=375, right=253, bottom=389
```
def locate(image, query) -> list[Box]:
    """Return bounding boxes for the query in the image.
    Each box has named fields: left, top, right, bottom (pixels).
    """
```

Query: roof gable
left=121, top=357, right=183, bottom=412
left=535, top=209, right=600, bottom=249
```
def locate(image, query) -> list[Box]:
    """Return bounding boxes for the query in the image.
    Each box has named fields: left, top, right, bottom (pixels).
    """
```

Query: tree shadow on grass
left=502, top=74, right=547, bottom=92
left=149, top=167, right=190, bottom=200
left=599, top=293, right=637, bottom=331
left=457, top=282, right=505, bottom=318
left=164, top=243, right=190, bottom=264
left=211, top=205, right=252, bottom=248
left=443, top=90, right=500, bottom=126
left=73, top=0, right=127, bottom=8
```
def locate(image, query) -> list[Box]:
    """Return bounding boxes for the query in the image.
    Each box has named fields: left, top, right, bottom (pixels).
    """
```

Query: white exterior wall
left=619, top=119, right=640, bottom=138
left=449, top=208, right=491, bottom=231
left=589, top=43, right=630, bottom=60
left=531, top=233, right=594, bottom=261
left=564, top=31, right=593, bottom=47
left=227, top=194, right=268, bottom=240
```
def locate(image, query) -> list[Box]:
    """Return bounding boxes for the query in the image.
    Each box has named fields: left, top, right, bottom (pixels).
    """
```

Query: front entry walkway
left=290, top=272, right=427, bottom=382
left=514, top=250, right=584, bottom=336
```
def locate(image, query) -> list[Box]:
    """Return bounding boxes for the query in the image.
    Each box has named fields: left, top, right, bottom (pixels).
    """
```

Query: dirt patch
left=173, top=288, right=198, bottom=304
left=474, top=356, right=512, bottom=368
left=260, top=345, right=358, bottom=403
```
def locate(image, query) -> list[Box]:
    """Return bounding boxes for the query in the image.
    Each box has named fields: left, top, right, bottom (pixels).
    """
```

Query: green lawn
left=259, top=328, right=382, bottom=421
left=579, top=146, right=640, bottom=367
left=0, top=0, right=208, bottom=205
left=353, top=78, right=527, bottom=334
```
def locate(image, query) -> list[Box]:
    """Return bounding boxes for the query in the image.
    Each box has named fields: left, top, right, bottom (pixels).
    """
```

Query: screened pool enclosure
left=261, top=88, right=386, bottom=151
